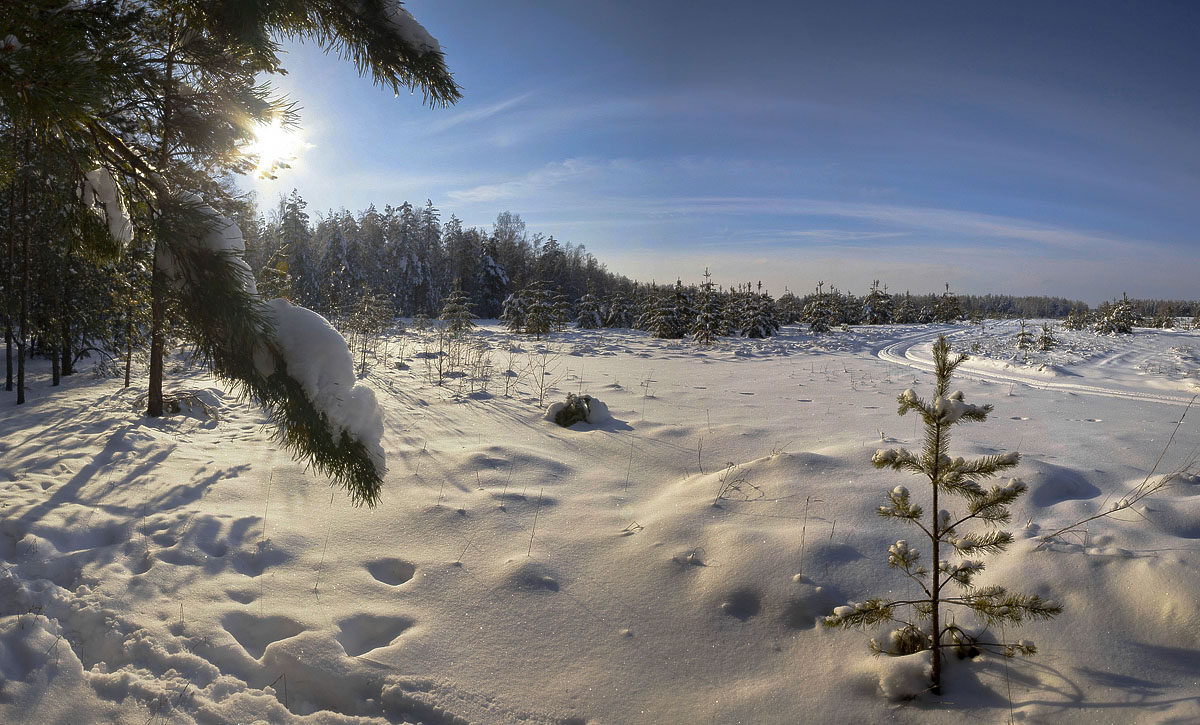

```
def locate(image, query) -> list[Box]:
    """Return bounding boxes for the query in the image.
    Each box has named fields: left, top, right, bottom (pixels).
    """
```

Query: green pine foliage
left=740, top=289, right=780, bottom=338
left=824, top=336, right=1061, bottom=695
left=862, top=280, right=893, bottom=325
left=575, top=287, right=603, bottom=329
left=893, top=292, right=917, bottom=324
left=646, top=280, right=691, bottom=339
left=501, top=281, right=554, bottom=338
left=802, top=282, right=835, bottom=334
left=1015, top=319, right=1034, bottom=351
left=439, top=282, right=475, bottom=333
left=934, top=283, right=963, bottom=323
left=691, top=269, right=723, bottom=345
left=1037, top=323, right=1056, bottom=351
left=604, top=290, right=635, bottom=328
left=1061, top=306, right=1090, bottom=331
left=776, top=289, right=802, bottom=325
left=1094, top=293, right=1138, bottom=334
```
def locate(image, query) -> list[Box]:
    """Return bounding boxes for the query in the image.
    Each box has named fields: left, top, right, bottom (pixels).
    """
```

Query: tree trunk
left=147, top=23, right=176, bottom=417
left=16, top=132, right=30, bottom=405
left=61, top=316, right=72, bottom=377
left=147, top=248, right=164, bottom=415
left=929, top=421, right=943, bottom=695
left=61, top=246, right=73, bottom=376
left=4, top=153, right=14, bottom=393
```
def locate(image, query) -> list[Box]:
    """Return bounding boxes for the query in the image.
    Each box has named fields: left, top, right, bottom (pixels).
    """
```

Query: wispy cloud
left=426, top=91, right=537, bottom=133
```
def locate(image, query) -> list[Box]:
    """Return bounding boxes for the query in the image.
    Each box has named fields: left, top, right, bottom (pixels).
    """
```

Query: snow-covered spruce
left=575, top=289, right=603, bottom=329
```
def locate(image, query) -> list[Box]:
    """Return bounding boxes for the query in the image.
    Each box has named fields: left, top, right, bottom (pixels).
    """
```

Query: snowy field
left=2, top=321, right=1199, bottom=723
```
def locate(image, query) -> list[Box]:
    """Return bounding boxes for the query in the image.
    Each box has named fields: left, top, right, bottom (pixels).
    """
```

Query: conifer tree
left=524, top=281, right=555, bottom=338
left=575, top=285, right=603, bottom=329
left=1037, top=323, right=1056, bottom=351
left=893, top=291, right=918, bottom=324
left=803, top=281, right=835, bottom=334
left=934, top=283, right=963, bottom=323
left=862, top=280, right=893, bottom=325
left=776, top=289, right=802, bottom=325
left=691, top=268, right=723, bottom=345
left=1093, top=293, right=1138, bottom=334
left=741, top=289, right=780, bottom=338
left=501, top=288, right=528, bottom=333
left=1060, top=306, right=1088, bottom=331
left=0, top=0, right=460, bottom=503
left=646, top=280, right=690, bottom=339
left=551, top=289, right=572, bottom=331
left=438, top=281, right=474, bottom=333
left=1015, top=319, right=1034, bottom=351
left=824, top=336, right=1061, bottom=695
left=604, top=289, right=635, bottom=328
left=475, top=236, right=510, bottom=319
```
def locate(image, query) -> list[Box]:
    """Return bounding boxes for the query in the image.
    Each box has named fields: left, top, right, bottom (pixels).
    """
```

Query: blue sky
left=250, top=1, right=1200, bottom=304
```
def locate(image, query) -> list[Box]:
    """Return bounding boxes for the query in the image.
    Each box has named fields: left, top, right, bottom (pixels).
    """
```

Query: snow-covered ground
left=2, top=322, right=1198, bottom=723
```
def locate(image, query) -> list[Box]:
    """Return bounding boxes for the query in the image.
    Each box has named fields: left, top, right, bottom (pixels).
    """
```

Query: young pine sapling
left=824, top=336, right=1061, bottom=696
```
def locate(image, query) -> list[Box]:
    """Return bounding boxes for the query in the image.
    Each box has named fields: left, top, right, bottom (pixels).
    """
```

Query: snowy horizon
left=249, top=1, right=1200, bottom=305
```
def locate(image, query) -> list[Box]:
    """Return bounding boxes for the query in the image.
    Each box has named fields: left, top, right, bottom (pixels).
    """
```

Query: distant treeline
left=243, top=192, right=1197, bottom=323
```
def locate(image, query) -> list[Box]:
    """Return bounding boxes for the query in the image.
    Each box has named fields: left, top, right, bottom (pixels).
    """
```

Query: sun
left=246, top=119, right=305, bottom=179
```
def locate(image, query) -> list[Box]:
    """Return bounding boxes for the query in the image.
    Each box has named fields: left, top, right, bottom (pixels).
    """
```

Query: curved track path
left=873, top=327, right=1198, bottom=408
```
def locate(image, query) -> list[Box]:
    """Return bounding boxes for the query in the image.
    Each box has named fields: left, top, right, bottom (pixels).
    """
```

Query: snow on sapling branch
left=824, top=336, right=1061, bottom=696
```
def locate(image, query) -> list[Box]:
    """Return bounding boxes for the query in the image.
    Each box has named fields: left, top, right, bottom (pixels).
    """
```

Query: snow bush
left=1094, top=294, right=1138, bottom=334
left=545, top=393, right=609, bottom=427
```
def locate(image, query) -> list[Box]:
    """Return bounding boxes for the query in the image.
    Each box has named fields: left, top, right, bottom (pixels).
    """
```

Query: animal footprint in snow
left=222, top=612, right=305, bottom=659
left=335, top=614, right=414, bottom=656
left=719, top=587, right=761, bottom=620
left=367, top=558, right=416, bottom=586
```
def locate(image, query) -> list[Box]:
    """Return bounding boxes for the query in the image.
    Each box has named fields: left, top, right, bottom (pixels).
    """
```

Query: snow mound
left=261, top=298, right=385, bottom=473
left=877, top=651, right=932, bottom=700
left=543, top=393, right=610, bottom=427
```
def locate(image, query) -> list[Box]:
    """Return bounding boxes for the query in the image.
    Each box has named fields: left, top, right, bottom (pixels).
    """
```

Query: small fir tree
left=824, top=336, right=1061, bottom=695
left=691, top=268, right=722, bottom=345
left=862, top=280, right=893, bottom=325
left=604, top=290, right=635, bottom=328
left=776, top=289, right=802, bottom=325
left=500, top=289, right=527, bottom=333
left=1093, top=293, right=1138, bottom=334
left=523, top=281, right=555, bottom=338
left=934, top=283, right=963, bottom=323
left=551, top=290, right=572, bottom=331
left=1015, top=319, right=1034, bottom=351
left=1061, top=306, right=1090, bottom=331
left=741, top=290, right=780, bottom=338
left=438, top=282, right=475, bottom=333
left=575, top=286, right=603, bottom=329
left=803, top=282, right=835, bottom=334
left=893, top=292, right=917, bottom=324
left=1037, top=323, right=1056, bottom=351
left=646, top=281, right=690, bottom=339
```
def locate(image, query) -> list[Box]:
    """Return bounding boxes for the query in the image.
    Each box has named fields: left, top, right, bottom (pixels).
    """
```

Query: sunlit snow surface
left=1, top=321, right=1198, bottom=723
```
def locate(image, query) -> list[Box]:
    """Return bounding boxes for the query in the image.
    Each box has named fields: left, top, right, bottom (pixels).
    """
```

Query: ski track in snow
left=875, top=326, right=1198, bottom=407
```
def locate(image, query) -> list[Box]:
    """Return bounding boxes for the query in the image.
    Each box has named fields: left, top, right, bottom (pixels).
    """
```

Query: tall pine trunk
left=4, top=157, right=14, bottom=393
left=60, top=246, right=73, bottom=377
left=148, top=251, right=164, bottom=415
left=16, top=131, right=30, bottom=405
left=147, top=28, right=176, bottom=418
